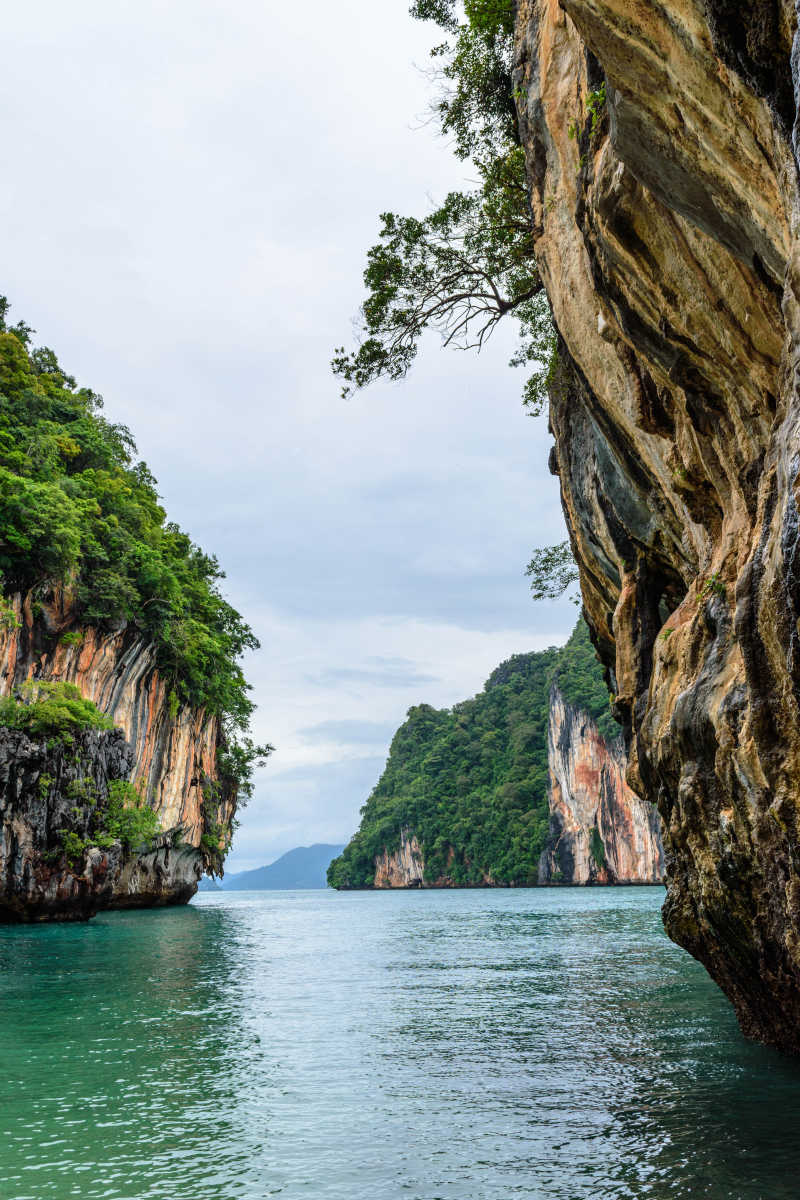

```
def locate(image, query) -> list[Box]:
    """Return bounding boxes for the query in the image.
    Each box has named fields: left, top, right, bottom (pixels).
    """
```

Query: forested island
left=328, top=620, right=619, bottom=889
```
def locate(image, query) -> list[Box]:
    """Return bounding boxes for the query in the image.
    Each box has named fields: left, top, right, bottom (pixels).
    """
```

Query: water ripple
left=1, top=888, right=800, bottom=1198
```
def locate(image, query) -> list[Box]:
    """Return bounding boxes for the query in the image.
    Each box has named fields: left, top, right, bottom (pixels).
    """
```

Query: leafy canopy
left=332, top=0, right=555, bottom=415
left=0, top=681, right=113, bottom=738
left=328, top=619, right=617, bottom=888
left=0, top=298, right=271, bottom=792
left=525, top=541, right=580, bottom=605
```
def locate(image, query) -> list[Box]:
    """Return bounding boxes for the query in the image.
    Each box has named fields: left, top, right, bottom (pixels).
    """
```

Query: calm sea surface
left=1, top=887, right=800, bottom=1199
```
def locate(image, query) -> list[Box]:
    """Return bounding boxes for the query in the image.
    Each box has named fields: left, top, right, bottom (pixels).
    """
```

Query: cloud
left=299, top=719, right=398, bottom=746
left=305, top=658, right=440, bottom=690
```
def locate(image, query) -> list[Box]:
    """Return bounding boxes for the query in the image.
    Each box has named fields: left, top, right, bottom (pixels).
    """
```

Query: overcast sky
left=0, top=0, right=574, bottom=871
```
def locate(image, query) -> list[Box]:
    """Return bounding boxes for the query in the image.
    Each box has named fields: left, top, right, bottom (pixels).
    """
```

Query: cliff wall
left=373, top=830, right=426, bottom=888
left=372, top=829, right=494, bottom=888
left=0, top=726, right=131, bottom=921
left=539, top=685, right=663, bottom=884
left=513, top=0, right=800, bottom=1049
left=0, top=590, right=233, bottom=907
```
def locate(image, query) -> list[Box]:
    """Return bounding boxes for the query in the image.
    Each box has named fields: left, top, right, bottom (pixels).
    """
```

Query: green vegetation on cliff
left=328, top=620, right=615, bottom=888
left=0, top=298, right=270, bottom=795
left=0, top=682, right=113, bottom=738
left=59, top=778, right=161, bottom=865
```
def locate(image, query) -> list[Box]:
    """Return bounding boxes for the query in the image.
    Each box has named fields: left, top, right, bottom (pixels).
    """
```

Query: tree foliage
left=0, top=681, right=113, bottom=737
left=412, top=0, right=517, bottom=160
left=327, top=619, right=617, bottom=888
left=0, top=299, right=270, bottom=793
left=332, top=0, right=555, bottom=413
left=525, top=541, right=580, bottom=605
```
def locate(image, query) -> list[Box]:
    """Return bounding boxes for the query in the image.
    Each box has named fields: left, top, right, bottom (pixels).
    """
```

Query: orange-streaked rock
left=0, top=590, right=234, bottom=906
left=539, top=685, right=664, bottom=885
left=513, top=0, right=800, bottom=1051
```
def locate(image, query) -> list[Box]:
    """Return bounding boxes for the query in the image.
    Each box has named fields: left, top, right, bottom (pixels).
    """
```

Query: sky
left=0, top=0, right=575, bottom=871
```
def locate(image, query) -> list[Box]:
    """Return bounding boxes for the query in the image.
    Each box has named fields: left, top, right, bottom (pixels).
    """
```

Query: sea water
left=1, top=887, right=799, bottom=1199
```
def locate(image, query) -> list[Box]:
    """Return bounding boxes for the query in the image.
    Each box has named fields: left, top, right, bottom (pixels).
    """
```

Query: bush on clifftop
left=0, top=682, right=113, bottom=738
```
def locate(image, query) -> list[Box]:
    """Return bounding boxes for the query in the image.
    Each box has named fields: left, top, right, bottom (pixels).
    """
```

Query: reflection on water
left=1, top=888, right=799, bottom=1199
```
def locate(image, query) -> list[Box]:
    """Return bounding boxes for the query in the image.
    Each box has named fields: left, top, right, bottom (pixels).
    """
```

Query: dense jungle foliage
left=0, top=298, right=270, bottom=796
left=327, top=619, right=617, bottom=888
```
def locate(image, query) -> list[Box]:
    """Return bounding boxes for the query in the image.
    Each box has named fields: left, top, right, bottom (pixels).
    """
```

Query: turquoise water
left=1, top=888, right=800, bottom=1200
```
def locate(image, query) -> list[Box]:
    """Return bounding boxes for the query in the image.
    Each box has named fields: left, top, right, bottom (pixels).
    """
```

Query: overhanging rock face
left=514, top=0, right=800, bottom=1050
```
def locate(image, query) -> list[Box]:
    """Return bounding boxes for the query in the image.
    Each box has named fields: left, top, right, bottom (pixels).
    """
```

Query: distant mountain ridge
left=214, top=844, right=345, bottom=891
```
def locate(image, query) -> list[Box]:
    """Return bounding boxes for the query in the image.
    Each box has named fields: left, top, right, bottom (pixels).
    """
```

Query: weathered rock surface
left=539, top=684, right=664, bottom=884
left=0, top=727, right=130, bottom=921
left=111, top=834, right=203, bottom=909
left=0, top=590, right=234, bottom=911
left=372, top=829, right=499, bottom=889
left=373, top=829, right=426, bottom=888
left=513, top=0, right=800, bottom=1049
left=371, top=829, right=493, bottom=889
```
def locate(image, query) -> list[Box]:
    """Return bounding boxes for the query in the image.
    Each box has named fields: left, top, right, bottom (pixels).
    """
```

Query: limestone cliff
left=372, top=830, right=493, bottom=888
left=539, top=684, right=663, bottom=884
left=369, top=686, right=661, bottom=890
left=0, top=726, right=132, bottom=921
left=513, top=0, right=800, bottom=1049
left=373, top=830, right=426, bottom=888
left=0, top=589, right=234, bottom=909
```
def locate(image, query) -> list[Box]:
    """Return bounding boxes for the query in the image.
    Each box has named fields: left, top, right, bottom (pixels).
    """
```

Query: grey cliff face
left=513, top=0, right=800, bottom=1050
left=0, top=727, right=131, bottom=921
left=0, top=725, right=202, bottom=922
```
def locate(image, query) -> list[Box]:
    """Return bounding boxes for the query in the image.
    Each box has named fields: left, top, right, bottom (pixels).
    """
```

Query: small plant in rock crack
left=699, top=573, right=726, bottom=602
left=59, top=631, right=84, bottom=647
left=586, top=81, right=606, bottom=137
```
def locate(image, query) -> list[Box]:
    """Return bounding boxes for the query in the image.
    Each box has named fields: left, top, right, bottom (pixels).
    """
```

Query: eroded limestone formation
left=373, top=830, right=426, bottom=888
left=0, top=590, right=234, bottom=911
left=539, top=684, right=664, bottom=884
left=0, top=726, right=132, bottom=921
left=514, top=0, right=800, bottom=1050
